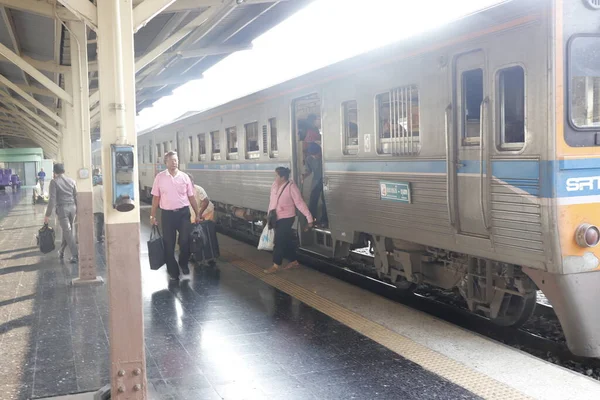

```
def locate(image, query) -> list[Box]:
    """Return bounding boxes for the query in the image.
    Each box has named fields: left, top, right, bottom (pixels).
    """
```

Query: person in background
left=186, top=173, right=215, bottom=223
left=264, top=167, right=313, bottom=274
left=302, top=143, right=328, bottom=227
left=37, top=168, right=46, bottom=193
left=93, top=177, right=105, bottom=243
left=150, top=151, right=201, bottom=281
left=44, top=163, right=78, bottom=263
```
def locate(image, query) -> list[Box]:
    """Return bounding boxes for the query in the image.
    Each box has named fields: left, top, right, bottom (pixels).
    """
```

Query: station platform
left=1, top=190, right=600, bottom=400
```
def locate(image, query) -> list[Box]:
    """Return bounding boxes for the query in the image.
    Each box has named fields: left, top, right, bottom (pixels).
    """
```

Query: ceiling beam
left=164, top=0, right=291, bottom=13
left=137, top=75, right=203, bottom=89
left=156, top=43, right=253, bottom=61
left=13, top=84, right=57, bottom=98
left=57, top=0, right=98, bottom=30
left=0, top=74, right=64, bottom=125
left=0, top=92, right=62, bottom=138
left=0, top=7, right=31, bottom=89
left=133, top=0, right=176, bottom=32
left=0, top=0, right=78, bottom=21
left=0, top=55, right=70, bottom=74
left=137, top=91, right=173, bottom=103
left=0, top=42, right=73, bottom=105
left=135, top=4, right=227, bottom=73
left=137, top=1, right=238, bottom=82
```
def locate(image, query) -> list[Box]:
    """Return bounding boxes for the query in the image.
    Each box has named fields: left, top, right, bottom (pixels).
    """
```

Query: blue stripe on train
left=324, top=159, right=600, bottom=199
left=170, top=159, right=600, bottom=199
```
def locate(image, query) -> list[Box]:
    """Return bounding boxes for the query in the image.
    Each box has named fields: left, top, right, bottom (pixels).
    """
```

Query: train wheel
left=489, top=291, right=537, bottom=328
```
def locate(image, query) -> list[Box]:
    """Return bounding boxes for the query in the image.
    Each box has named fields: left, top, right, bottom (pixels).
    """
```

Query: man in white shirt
left=93, top=177, right=104, bottom=243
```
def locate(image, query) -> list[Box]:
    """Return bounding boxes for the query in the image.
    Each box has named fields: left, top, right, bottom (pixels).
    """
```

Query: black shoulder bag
left=267, top=181, right=290, bottom=230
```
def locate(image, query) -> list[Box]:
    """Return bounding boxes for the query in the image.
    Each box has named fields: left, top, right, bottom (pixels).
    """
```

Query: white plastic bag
left=257, top=225, right=275, bottom=251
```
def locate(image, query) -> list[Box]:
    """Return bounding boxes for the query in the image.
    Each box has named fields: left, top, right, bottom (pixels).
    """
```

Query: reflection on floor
left=0, top=191, right=479, bottom=400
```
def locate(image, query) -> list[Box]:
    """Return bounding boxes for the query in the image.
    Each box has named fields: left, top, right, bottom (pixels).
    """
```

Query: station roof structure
left=0, top=0, right=312, bottom=156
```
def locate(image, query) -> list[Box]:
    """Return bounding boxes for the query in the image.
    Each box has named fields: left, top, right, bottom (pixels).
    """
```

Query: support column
left=64, top=21, right=102, bottom=285
left=97, top=1, right=147, bottom=399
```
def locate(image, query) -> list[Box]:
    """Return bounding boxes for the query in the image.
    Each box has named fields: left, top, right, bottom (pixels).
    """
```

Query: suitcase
left=190, top=220, right=220, bottom=264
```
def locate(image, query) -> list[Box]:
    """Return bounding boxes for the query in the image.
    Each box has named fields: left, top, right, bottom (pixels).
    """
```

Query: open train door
left=291, top=94, right=333, bottom=257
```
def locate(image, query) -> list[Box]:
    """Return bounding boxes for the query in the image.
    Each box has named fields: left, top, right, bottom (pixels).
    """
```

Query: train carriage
left=137, top=0, right=600, bottom=357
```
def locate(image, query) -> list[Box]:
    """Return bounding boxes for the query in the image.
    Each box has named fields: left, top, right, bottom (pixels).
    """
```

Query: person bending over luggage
left=302, top=142, right=328, bottom=227
left=186, top=173, right=215, bottom=223
left=150, top=151, right=202, bottom=281
left=44, top=163, right=78, bottom=264
left=264, top=167, right=313, bottom=274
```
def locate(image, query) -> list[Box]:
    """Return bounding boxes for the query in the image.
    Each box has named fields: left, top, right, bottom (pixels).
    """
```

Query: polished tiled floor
left=0, top=191, right=480, bottom=400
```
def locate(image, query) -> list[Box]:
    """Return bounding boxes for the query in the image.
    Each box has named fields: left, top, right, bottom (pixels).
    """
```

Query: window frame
left=225, top=126, right=238, bottom=160
left=567, top=34, right=600, bottom=132
left=375, top=85, right=420, bottom=156
left=341, top=100, right=359, bottom=155
left=461, top=68, right=484, bottom=146
left=495, top=63, right=527, bottom=152
left=197, top=133, right=207, bottom=162
left=188, top=136, right=194, bottom=162
left=268, top=117, right=278, bottom=158
left=210, top=130, right=221, bottom=161
left=244, top=121, right=260, bottom=160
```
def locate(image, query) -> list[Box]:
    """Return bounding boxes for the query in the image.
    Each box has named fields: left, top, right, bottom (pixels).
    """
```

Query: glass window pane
left=498, top=66, right=525, bottom=147
left=463, top=69, right=483, bottom=141
left=570, top=36, right=600, bottom=129
left=343, top=100, right=358, bottom=155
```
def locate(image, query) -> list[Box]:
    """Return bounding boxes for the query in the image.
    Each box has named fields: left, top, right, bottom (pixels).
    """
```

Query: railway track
left=217, top=223, right=600, bottom=380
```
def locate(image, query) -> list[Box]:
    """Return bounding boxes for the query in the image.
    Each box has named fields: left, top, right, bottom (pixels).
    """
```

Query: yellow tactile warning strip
left=220, top=251, right=532, bottom=400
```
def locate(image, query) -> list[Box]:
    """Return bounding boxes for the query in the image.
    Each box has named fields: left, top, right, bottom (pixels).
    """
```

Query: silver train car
left=137, top=0, right=600, bottom=357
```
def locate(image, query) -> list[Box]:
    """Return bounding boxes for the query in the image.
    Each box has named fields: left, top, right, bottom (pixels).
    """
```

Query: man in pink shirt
left=150, top=151, right=201, bottom=280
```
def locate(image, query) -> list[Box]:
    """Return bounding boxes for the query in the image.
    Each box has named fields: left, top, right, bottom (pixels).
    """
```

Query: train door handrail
left=479, top=97, right=490, bottom=232
left=445, top=104, right=456, bottom=229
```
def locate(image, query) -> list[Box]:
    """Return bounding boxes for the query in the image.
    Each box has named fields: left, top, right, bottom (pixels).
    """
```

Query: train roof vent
left=584, top=0, right=600, bottom=10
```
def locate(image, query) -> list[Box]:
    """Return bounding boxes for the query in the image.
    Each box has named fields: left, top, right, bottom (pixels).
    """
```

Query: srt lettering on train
left=566, top=176, right=600, bottom=192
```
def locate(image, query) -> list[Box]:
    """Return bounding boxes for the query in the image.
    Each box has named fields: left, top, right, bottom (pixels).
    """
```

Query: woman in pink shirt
left=264, top=167, right=313, bottom=274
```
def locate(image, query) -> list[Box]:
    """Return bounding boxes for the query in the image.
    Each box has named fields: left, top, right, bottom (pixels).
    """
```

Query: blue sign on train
left=379, top=181, right=411, bottom=203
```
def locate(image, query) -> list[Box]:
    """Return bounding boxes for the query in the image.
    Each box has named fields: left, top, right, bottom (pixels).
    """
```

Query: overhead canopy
left=0, top=0, right=312, bottom=156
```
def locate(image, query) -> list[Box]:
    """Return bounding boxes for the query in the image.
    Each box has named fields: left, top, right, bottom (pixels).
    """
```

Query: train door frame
left=452, top=49, right=491, bottom=238
left=290, top=93, right=327, bottom=251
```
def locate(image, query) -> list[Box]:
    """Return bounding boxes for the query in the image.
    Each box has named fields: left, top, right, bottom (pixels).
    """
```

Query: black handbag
left=147, top=225, right=166, bottom=270
left=267, top=181, right=290, bottom=229
left=37, top=223, right=56, bottom=254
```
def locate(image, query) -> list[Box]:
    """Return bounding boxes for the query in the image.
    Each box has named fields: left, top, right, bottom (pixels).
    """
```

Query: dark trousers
left=308, top=181, right=328, bottom=224
left=161, top=207, right=192, bottom=278
left=57, top=204, right=78, bottom=258
left=273, top=217, right=296, bottom=266
left=94, top=212, right=104, bottom=241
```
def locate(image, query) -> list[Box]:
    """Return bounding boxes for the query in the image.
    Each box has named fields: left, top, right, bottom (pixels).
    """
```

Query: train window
left=570, top=36, right=600, bottom=129
left=462, top=69, right=483, bottom=144
left=376, top=86, right=420, bottom=155
left=498, top=66, right=525, bottom=148
left=188, top=136, right=194, bottom=162
left=156, top=143, right=161, bottom=163
left=245, top=122, right=260, bottom=159
left=210, top=131, right=220, bottom=161
left=226, top=127, right=238, bottom=160
left=342, top=100, right=358, bottom=155
left=262, top=125, right=268, bottom=156
left=269, top=118, right=278, bottom=157
left=149, top=141, right=153, bottom=163
left=198, top=133, right=206, bottom=161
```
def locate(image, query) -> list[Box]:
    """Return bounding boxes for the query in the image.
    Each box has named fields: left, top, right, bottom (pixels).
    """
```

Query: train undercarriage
left=211, top=200, right=539, bottom=329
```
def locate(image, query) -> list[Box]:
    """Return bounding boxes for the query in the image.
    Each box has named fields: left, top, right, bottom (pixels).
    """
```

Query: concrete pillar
left=63, top=21, right=102, bottom=285
left=97, top=1, right=147, bottom=398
